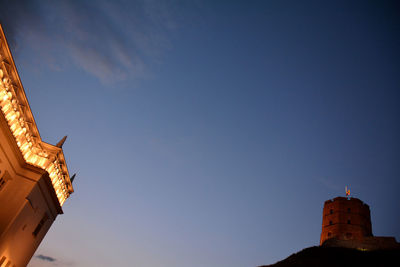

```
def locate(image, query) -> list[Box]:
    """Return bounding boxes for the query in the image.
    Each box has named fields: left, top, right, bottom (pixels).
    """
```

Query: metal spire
left=56, top=135, right=67, bottom=148
left=70, top=173, right=76, bottom=183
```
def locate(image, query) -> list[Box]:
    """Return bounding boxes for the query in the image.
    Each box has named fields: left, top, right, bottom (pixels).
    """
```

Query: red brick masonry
left=320, top=197, right=372, bottom=245
left=320, top=197, right=400, bottom=250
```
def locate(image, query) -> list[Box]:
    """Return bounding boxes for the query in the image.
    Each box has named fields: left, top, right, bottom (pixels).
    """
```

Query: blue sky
left=1, top=1, right=399, bottom=266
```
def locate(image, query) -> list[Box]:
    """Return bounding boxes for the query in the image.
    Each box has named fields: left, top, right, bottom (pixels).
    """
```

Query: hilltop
left=259, top=246, right=400, bottom=267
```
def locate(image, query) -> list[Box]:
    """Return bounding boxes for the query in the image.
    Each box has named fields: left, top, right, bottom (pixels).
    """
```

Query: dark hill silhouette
left=259, top=246, right=400, bottom=267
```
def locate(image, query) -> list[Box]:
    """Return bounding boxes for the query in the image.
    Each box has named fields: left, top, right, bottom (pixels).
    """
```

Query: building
left=0, top=25, right=75, bottom=267
left=320, top=196, right=400, bottom=250
left=320, top=196, right=372, bottom=245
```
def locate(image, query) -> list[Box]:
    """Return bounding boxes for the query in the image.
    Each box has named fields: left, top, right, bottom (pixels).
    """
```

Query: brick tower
left=320, top=197, right=372, bottom=245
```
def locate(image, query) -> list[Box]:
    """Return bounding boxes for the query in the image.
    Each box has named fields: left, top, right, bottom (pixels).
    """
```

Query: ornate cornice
left=0, top=25, right=73, bottom=206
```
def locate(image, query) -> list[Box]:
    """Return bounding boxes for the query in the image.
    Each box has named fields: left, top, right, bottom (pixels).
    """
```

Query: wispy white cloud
left=0, top=0, right=178, bottom=84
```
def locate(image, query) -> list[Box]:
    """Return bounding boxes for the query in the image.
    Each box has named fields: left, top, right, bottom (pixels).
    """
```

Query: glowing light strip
left=0, top=68, right=70, bottom=206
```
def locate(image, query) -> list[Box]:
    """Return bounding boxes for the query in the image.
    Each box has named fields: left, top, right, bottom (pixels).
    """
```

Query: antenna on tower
left=345, top=186, right=350, bottom=199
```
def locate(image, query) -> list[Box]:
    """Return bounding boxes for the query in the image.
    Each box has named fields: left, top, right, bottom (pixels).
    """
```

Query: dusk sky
left=0, top=1, right=399, bottom=266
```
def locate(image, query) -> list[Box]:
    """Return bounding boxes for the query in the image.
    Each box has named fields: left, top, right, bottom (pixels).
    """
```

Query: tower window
left=329, top=220, right=333, bottom=225
left=0, top=256, right=6, bottom=266
left=347, top=208, right=351, bottom=213
left=328, top=232, right=332, bottom=237
left=0, top=170, right=10, bottom=192
left=330, top=209, right=333, bottom=214
left=347, top=219, right=351, bottom=224
left=0, top=177, right=6, bottom=190
left=33, top=213, right=49, bottom=237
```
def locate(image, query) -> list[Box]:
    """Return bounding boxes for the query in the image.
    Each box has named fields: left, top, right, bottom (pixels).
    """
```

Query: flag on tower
left=345, top=186, right=350, bottom=197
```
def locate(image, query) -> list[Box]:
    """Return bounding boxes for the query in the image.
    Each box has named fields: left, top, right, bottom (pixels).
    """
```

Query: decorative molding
left=0, top=25, right=73, bottom=206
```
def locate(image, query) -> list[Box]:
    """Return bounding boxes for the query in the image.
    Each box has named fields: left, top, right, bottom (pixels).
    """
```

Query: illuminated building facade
left=320, top=196, right=372, bottom=245
left=0, top=25, right=74, bottom=266
left=320, top=196, right=400, bottom=250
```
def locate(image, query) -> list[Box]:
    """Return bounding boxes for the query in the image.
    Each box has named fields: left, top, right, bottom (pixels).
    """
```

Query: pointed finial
left=70, top=173, right=76, bottom=183
left=56, top=136, right=67, bottom=148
